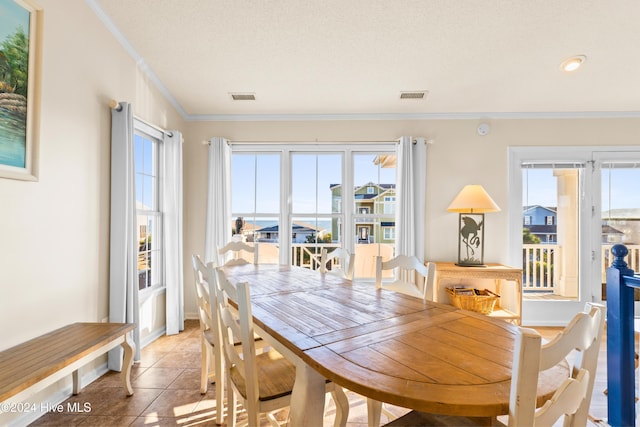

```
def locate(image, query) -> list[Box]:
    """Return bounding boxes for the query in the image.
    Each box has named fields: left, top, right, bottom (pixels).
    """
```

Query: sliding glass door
left=510, top=147, right=640, bottom=325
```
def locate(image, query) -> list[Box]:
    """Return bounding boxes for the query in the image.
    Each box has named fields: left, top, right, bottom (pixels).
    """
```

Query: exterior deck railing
left=291, top=243, right=340, bottom=270
left=522, top=243, right=640, bottom=293
left=522, top=244, right=557, bottom=292
left=290, top=242, right=640, bottom=294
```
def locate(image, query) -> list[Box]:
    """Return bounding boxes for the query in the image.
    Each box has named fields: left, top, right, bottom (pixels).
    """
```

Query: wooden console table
left=432, top=262, right=523, bottom=325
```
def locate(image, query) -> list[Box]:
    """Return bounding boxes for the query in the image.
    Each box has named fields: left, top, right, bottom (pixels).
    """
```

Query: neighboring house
left=523, top=205, right=557, bottom=243
left=602, top=209, right=640, bottom=244
left=524, top=205, right=629, bottom=244
left=255, top=221, right=326, bottom=243
left=230, top=218, right=259, bottom=242
left=330, top=182, right=396, bottom=244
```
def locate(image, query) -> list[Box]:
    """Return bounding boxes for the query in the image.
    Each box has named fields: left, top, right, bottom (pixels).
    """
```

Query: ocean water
left=243, top=219, right=332, bottom=231
left=0, top=108, right=26, bottom=168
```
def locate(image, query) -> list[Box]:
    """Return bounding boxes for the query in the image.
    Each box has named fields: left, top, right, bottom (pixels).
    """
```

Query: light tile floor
left=29, top=320, right=612, bottom=426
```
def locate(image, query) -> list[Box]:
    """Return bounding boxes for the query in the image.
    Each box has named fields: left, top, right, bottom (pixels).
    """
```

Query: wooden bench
left=0, top=322, right=136, bottom=405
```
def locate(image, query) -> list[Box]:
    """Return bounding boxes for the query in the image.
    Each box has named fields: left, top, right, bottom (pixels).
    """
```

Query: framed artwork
left=456, top=213, right=485, bottom=266
left=0, top=0, right=42, bottom=181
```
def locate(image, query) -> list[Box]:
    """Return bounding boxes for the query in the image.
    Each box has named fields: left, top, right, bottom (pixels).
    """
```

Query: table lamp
left=447, top=185, right=500, bottom=266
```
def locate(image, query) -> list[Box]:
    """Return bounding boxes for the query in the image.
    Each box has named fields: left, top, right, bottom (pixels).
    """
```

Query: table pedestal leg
left=290, top=362, right=326, bottom=427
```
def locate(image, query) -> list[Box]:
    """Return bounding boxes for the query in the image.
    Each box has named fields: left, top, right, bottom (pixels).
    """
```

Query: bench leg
left=121, top=333, right=135, bottom=396
left=72, top=369, right=81, bottom=395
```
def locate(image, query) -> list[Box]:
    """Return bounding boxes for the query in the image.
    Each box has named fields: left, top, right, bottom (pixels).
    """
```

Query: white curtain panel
left=395, top=136, right=427, bottom=260
left=108, top=102, right=141, bottom=370
left=163, top=131, right=184, bottom=335
left=204, top=137, right=232, bottom=264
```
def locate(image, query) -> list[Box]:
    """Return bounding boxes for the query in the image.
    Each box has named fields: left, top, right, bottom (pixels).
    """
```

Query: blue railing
left=606, top=243, right=640, bottom=426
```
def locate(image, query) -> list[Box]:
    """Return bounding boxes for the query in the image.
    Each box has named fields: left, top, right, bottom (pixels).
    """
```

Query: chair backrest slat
left=213, top=267, right=260, bottom=408
left=375, top=255, right=435, bottom=300
left=319, top=248, right=355, bottom=280
left=218, top=241, right=258, bottom=266
left=507, top=303, right=605, bottom=427
left=191, top=255, right=216, bottom=334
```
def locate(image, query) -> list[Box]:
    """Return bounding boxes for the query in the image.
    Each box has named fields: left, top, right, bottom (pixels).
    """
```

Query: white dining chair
left=319, top=247, right=355, bottom=280
left=213, top=267, right=349, bottom=427
left=383, top=302, right=606, bottom=427
left=191, top=254, right=225, bottom=424
left=218, top=240, right=258, bottom=266
left=375, top=255, right=435, bottom=301
left=367, top=255, right=436, bottom=426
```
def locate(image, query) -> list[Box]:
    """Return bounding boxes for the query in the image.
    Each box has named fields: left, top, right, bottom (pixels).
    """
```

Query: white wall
left=0, top=0, right=185, bottom=350
left=181, top=118, right=640, bottom=315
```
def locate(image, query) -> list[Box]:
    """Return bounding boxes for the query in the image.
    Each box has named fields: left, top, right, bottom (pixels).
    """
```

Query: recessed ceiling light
left=230, top=93, right=256, bottom=101
left=560, top=55, right=587, bottom=72
left=400, top=91, right=427, bottom=99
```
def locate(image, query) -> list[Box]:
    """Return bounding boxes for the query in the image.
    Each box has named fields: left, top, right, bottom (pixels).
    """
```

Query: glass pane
left=137, top=215, right=151, bottom=290
left=292, top=153, right=342, bottom=214
left=143, top=175, right=154, bottom=210
left=134, top=135, right=144, bottom=173
left=353, top=153, right=395, bottom=188
left=249, top=217, right=279, bottom=243
left=255, top=154, right=280, bottom=213
left=352, top=153, right=396, bottom=279
left=149, top=216, right=162, bottom=287
left=143, top=138, right=154, bottom=175
left=601, top=164, right=640, bottom=277
left=232, top=154, right=280, bottom=214
left=232, top=154, right=256, bottom=213
left=290, top=216, right=336, bottom=270
left=522, top=167, right=580, bottom=300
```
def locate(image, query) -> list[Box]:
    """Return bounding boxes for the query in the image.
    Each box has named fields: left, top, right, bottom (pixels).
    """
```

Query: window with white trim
left=134, top=124, right=163, bottom=291
left=230, top=143, right=396, bottom=278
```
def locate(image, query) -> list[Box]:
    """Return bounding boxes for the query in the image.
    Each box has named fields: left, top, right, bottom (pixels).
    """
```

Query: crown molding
left=183, top=111, right=640, bottom=121
left=85, top=0, right=189, bottom=118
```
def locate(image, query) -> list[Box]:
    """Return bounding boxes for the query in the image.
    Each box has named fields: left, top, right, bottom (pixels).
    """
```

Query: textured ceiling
left=90, top=0, right=640, bottom=119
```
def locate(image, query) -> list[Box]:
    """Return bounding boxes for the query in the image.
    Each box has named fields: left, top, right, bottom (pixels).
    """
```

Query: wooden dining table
left=222, top=263, right=569, bottom=426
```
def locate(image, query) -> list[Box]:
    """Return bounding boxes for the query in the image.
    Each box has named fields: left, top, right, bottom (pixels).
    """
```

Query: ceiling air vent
left=400, top=91, right=427, bottom=99
left=231, top=93, right=256, bottom=101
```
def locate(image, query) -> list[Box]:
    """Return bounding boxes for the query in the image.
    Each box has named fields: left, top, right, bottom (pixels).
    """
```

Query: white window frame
left=384, top=196, right=396, bottom=215
left=508, top=145, right=640, bottom=325
left=134, top=120, right=164, bottom=295
left=230, top=142, right=395, bottom=264
left=384, top=227, right=395, bottom=240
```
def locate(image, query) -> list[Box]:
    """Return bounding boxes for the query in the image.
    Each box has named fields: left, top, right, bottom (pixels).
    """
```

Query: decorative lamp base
left=456, top=213, right=485, bottom=267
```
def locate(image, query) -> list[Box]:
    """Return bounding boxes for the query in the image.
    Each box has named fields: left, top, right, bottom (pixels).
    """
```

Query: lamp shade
left=447, top=185, right=501, bottom=213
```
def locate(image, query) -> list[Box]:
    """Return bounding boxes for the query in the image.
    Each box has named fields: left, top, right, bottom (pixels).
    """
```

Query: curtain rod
left=201, top=138, right=431, bottom=145
left=109, top=100, right=174, bottom=137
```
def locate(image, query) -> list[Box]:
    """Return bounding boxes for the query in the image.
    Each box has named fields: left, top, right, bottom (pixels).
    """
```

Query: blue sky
left=0, top=0, right=29, bottom=42
left=231, top=153, right=396, bottom=215
left=524, top=167, right=640, bottom=211
left=232, top=159, right=640, bottom=216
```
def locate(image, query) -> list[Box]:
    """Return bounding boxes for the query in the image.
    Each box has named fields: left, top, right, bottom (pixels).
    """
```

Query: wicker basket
left=446, top=287, right=500, bottom=314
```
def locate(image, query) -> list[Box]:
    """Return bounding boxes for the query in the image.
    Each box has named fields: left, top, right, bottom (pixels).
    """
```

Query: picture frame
left=0, top=0, right=43, bottom=181
left=456, top=212, right=485, bottom=266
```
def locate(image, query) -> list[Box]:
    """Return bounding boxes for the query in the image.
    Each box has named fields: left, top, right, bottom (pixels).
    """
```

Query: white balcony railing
left=522, top=243, right=640, bottom=293
left=290, top=243, right=640, bottom=294
left=291, top=243, right=340, bottom=270
left=522, top=244, right=557, bottom=292
left=601, top=244, right=640, bottom=284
